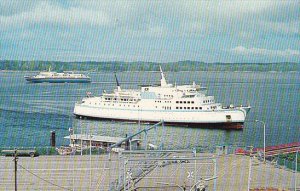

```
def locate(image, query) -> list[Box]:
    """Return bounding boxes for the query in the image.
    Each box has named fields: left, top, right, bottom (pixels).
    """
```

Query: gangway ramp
left=235, top=142, right=300, bottom=157
left=111, top=150, right=217, bottom=191
left=254, top=142, right=300, bottom=157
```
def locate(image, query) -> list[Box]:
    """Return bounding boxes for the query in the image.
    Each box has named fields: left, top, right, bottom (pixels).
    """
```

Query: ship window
left=180, top=107, right=182, bottom=109
left=184, top=107, right=186, bottom=109
left=195, top=107, right=198, bottom=109
left=176, top=107, right=178, bottom=109
left=187, top=107, right=190, bottom=109
left=200, top=107, right=202, bottom=110
left=180, top=101, right=182, bottom=104
left=226, top=115, right=231, bottom=119
left=191, top=107, right=194, bottom=109
left=187, top=101, right=190, bottom=104
left=176, top=101, right=179, bottom=103
left=184, top=101, right=186, bottom=104
left=192, top=101, right=194, bottom=104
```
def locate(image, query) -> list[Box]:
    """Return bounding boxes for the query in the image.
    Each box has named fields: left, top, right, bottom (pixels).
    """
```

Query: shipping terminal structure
left=74, top=67, right=250, bottom=129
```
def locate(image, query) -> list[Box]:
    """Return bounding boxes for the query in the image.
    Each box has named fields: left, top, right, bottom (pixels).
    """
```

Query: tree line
left=0, top=60, right=298, bottom=72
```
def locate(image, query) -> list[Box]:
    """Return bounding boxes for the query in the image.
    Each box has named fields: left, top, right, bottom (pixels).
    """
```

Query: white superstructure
left=74, top=67, right=251, bottom=129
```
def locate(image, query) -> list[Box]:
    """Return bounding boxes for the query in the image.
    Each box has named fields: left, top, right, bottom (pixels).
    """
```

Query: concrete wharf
left=0, top=153, right=298, bottom=191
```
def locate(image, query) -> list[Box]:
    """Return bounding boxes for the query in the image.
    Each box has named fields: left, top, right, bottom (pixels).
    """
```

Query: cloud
left=0, top=0, right=37, bottom=16
left=0, top=1, right=299, bottom=62
left=1, top=1, right=298, bottom=36
left=0, top=1, right=111, bottom=29
left=264, top=21, right=300, bottom=35
left=231, top=46, right=300, bottom=57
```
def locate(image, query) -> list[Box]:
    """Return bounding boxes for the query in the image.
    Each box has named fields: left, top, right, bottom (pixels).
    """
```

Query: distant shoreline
left=0, top=60, right=299, bottom=72
left=1, top=70, right=299, bottom=74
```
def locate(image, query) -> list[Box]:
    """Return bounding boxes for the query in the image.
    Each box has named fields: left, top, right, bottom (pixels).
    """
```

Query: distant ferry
left=24, top=67, right=91, bottom=83
left=74, top=67, right=251, bottom=129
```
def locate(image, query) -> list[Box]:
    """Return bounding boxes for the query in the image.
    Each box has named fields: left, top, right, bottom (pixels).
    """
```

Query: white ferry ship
left=24, top=67, right=91, bottom=83
left=74, top=67, right=251, bottom=129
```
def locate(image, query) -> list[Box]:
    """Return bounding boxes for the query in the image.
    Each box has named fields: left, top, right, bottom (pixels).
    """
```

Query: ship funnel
left=159, top=65, right=167, bottom=87
left=114, top=72, right=122, bottom=91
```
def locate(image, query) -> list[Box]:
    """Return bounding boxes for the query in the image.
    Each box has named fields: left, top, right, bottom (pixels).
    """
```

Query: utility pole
left=295, top=150, right=298, bottom=191
left=14, top=149, right=18, bottom=191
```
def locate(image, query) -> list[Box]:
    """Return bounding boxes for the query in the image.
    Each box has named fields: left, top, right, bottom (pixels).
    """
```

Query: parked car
left=1, top=149, right=39, bottom=157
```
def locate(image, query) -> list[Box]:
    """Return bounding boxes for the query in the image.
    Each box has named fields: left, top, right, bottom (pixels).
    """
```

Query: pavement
left=0, top=153, right=298, bottom=191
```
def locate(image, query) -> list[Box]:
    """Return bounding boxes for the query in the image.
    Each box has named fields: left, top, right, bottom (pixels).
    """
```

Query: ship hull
left=25, top=77, right=91, bottom=83
left=74, top=114, right=244, bottom=129
left=74, top=104, right=249, bottom=129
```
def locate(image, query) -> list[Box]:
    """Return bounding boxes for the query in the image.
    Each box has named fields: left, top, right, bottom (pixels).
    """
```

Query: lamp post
left=295, top=150, right=298, bottom=191
left=255, top=120, right=266, bottom=163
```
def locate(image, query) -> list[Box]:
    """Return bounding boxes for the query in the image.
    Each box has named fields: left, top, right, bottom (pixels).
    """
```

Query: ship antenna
left=114, top=72, right=121, bottom=91
left=159, top=65, right=167, bottom=87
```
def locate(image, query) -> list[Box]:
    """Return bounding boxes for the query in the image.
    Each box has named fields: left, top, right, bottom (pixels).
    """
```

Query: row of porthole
left=176, top=107, right=203, bottom=110
left=155, top=100, right=172, bottom=103
left=176, top=101, right=195, bottom=104
left=104, top=103, right=140, bottom=108
left=104, top=98, right=137, bottom=102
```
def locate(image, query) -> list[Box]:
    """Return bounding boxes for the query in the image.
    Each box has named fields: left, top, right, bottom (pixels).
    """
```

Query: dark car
left=1, top=149, right=39, bottom=157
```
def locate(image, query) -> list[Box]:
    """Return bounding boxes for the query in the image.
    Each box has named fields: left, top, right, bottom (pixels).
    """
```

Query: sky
left=0, top=1, right=299, bottom=63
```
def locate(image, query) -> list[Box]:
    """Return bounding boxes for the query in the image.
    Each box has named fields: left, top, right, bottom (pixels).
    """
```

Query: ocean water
left=0, top=71, right=299, bottom=150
